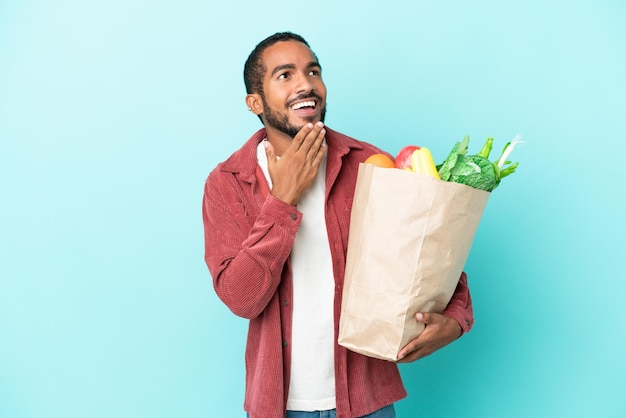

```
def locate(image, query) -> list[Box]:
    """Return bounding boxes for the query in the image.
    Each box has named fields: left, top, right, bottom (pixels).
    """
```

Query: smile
left=290, top=100, right=316, bottom=110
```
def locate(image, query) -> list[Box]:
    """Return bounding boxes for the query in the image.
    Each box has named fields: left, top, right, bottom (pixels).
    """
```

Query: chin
left=299, top=113, right=324, bottom=125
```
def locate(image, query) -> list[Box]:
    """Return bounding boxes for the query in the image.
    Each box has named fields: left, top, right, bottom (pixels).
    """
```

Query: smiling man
left=247, top=38, right=327, bottom=141
left=202, top=32, right=474, bottom=418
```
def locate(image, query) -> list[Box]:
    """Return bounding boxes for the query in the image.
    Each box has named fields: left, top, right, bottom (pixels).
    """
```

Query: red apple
left=395, top=145, right=421, bottom=169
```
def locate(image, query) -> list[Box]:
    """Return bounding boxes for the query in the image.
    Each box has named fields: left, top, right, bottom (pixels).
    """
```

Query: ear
left=246, top=93, right=263, bottom=116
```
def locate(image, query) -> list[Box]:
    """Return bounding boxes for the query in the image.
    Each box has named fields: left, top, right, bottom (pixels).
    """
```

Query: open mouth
left=290, top=99, right=317, bottom=112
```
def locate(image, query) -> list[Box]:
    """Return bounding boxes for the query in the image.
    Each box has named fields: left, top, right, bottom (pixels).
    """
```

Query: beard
left=261, top=94, right=327, bottom=138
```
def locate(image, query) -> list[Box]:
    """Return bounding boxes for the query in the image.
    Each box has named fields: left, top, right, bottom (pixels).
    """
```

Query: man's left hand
left=396, top=312, right=463, bottom=363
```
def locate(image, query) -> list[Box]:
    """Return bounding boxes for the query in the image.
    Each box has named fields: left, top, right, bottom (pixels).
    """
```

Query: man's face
left=257, top=40, right=327, bottom=138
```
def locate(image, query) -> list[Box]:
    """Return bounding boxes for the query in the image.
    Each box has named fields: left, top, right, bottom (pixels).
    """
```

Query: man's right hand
left=264, top=122, right=326, bottom=206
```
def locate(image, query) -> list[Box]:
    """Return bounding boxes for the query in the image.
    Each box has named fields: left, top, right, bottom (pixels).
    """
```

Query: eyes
left=277, top=69, right=321, bottom=80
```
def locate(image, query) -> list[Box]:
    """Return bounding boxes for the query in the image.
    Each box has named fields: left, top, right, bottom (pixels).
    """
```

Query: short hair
left=243, top=32, right=316, bottom=95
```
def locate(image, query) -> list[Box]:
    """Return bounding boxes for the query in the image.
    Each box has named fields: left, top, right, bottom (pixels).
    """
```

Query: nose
left=294, top=72, right=315, bottom=94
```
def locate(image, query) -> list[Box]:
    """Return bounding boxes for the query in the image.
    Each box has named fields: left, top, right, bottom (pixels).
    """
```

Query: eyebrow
left=270, top=61, right=322, bottom=77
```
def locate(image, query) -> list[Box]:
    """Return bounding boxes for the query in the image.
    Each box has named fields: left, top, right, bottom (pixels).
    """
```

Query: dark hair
left=243, top=32, right=316, bottom=95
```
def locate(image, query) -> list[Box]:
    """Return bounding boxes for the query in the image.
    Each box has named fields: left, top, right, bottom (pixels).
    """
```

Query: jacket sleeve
left=202, top=173, right=300, bottom=319
left=442, top=271, right=474, bottom=334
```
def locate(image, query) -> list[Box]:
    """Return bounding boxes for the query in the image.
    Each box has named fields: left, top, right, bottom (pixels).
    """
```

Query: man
left=202, top=32, right=474, bottom=418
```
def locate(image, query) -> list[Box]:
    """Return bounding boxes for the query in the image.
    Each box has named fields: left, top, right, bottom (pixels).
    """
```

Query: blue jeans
left=247, top=404, right=395, bottom=418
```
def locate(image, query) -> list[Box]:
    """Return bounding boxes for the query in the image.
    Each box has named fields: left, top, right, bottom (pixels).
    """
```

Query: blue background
left=1, top=1, right=625, bottom=417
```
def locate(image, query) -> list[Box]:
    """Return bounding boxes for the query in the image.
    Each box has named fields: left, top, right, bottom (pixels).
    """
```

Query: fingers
left=397, top=339, right=421, bottom=362
left=396, top=313, right=462, bottom=363
left=397, top=335, right=435, bottom=363
left=396, top=313, right=438, bottom=362
left=291, top=121, right=326, bottom=158
left=397, top=348, right=425, bottom=363
left=264, top=121, right=326, bottom=206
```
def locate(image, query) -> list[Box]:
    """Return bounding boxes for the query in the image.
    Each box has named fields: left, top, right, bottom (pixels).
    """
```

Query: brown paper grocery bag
left=338, top=163, right=489, bottom=361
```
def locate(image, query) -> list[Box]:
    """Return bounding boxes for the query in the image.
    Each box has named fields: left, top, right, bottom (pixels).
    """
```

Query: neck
left=264, top=126, right=295, bottom=157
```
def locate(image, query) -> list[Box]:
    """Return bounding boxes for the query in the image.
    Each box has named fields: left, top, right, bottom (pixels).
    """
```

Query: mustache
left=287, top=93, right=323, bottom=107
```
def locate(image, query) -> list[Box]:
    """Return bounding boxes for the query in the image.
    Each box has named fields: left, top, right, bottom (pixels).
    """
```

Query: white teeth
left=291, top=100, right=316, bottom=110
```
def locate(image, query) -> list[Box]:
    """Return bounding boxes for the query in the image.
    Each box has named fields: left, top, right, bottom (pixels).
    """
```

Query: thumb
left=263, top=140, right=277, bottom=162
left=415, top=312, right=431, bottom=324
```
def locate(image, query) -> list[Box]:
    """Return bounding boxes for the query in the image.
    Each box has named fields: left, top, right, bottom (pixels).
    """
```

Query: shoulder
left=325, top=127, right=390, bottom=160
left=205, top=128, right=267, bottom=186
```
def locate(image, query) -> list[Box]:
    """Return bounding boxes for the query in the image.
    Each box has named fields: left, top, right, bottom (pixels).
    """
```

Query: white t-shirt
left=256, top=140, right=336, bottom=411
